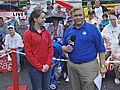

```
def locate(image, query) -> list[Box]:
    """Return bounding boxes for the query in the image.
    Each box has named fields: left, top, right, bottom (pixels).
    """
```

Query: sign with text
left=0, top=11, right=25, bottom=18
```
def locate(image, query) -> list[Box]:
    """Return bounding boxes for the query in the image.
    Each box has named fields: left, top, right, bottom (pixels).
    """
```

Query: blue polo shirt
left=62, top=21, right=106, bottom=63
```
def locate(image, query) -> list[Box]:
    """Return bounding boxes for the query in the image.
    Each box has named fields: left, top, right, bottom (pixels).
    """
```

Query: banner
left=0, top=56, right=12, bottom=72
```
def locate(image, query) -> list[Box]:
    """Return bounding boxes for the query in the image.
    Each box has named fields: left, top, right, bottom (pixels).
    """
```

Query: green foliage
left=18, top=0, right=28, bottom=8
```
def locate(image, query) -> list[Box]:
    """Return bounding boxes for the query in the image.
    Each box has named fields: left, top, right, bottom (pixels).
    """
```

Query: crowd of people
left=0, top=0, right=120, bottom=90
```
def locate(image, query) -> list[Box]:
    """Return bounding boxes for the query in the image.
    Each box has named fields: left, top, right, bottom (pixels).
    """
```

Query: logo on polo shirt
left=82, top=31, right=87, bottom=35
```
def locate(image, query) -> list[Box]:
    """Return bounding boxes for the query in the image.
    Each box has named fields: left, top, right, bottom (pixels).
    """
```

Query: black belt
left=71, top=60, right=94, bottom=64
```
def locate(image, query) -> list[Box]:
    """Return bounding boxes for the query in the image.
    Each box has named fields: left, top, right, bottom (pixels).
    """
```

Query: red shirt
left=23, top=29, right=54, bottom=71
left=54, top=27, right=58, bottom=38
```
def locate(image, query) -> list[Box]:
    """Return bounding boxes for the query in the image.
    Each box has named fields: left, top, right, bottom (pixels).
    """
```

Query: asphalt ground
left=0, top=64, right=120, bottom=90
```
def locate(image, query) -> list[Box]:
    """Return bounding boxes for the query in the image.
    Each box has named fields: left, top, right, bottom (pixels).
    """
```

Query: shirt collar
left=72, top=20, right=86, bottom=30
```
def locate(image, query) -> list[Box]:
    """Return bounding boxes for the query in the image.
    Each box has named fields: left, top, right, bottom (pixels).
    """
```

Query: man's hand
left=66, top=45, right=73, bottom=52
left=62, top=45, right=73, bottom=53
left=100, top=66, right=107, bottom=76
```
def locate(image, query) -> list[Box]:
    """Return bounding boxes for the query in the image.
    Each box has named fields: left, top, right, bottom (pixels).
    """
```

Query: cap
left=46, top=1, right=51, bottom=5
left=8, top=25, right=14, bottom=30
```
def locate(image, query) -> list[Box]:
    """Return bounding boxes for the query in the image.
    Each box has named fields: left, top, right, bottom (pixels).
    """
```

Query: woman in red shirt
left=23, top=9, right=53, bottom=90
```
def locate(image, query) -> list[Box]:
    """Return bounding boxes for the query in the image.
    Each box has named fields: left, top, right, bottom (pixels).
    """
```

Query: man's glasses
left=110, top=19, right=116, bottom=21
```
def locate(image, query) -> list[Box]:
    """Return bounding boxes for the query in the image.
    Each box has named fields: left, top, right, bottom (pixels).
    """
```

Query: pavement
left=0, top=65, right=120, bottom=90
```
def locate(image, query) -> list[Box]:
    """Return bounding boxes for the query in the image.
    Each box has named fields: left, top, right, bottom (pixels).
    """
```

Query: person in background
left=62, top=7, right=107, bottom=90
left=87, top=11, right=100, bottom=29
left=99, top=14, right=109, bottom=32
left=102, top=14, right=120, bottom=60
left=4, top=25, right=24, bottom=72
left=34, top=3, right=41, bottom=10
left=23, top=9, right=53, bottom=90
left=55, top=5, right=65, bottom=17
left=115, top=5, right=120, bottom=18
left=111, top=33, right=120, bottom=85
left=0, top=17, right=9, bottom=50
left=46, top=1, right=54, bottom=15
left=0, top=17, right=9, bottom=36
left=94, top=0, right=108, bottom=21
left=16, top=18, right=28, bottom=67
left=64, top=17, right=73, bottom=34
left=47, top=17, right=64, bottom=41
left=84, top=1, right=93, bottom=19
left=6, top=16, right=19, bottom=30
left=16, top=18, right=28, bottom=38
left=26, top=2, right=31, bottom=18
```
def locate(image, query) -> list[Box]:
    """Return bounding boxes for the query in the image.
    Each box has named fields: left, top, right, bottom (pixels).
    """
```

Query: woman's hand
left=41, top=64, right=49, bottom=72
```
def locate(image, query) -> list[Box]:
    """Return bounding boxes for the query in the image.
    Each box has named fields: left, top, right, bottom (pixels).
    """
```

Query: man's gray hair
left=70, top=7, right=83, bottom=15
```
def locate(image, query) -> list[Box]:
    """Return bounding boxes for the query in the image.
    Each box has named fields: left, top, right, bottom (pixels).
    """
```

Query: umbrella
left=0, top=4, right=20, bottom=11
left=45, top=14, right=65, bottom=23
left=55, top=0, right=73, bottom=10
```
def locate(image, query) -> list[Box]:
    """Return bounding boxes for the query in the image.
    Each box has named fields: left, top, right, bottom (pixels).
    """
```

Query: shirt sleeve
left=4, top=35, right=9, bottom=48
left=93, top=26, right=106, bottom=53
left=16, top=34, right=24, bottom=48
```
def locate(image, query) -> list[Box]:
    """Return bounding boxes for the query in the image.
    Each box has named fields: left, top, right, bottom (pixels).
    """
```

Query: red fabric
left=55, top=0, right=73, bottom=10
left=0, top=56, right=12, bottom=72
left=54, top=27, right=58, bottom=38
left=23, top=29, right=54, bottom=71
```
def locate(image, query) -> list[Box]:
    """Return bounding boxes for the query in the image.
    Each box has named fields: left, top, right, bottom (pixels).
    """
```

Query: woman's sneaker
left=115, top=78, right=120, bottom=85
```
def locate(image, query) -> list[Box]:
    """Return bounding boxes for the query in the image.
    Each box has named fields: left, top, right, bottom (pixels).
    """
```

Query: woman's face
left=35, top=12, right=46, bottom=26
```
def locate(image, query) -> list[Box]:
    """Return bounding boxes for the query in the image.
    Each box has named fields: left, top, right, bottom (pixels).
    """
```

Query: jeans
left=29, top=64, right=51, bottom=90
left=16, top=48, right=23, bottom=70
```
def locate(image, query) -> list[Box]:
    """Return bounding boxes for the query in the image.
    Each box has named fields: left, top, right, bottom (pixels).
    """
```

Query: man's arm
left=99, top=52, right=107, bottom=75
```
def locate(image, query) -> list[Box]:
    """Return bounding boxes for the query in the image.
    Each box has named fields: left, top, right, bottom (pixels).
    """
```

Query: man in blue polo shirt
left=62, top=7, right=107, bottom=90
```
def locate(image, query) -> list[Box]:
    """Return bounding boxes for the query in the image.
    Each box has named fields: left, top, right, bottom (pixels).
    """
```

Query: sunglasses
left=110, top=19, right=116, bottom=21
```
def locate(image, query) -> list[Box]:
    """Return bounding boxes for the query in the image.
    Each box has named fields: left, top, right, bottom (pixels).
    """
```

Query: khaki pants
left=114, top=61, right=120, bottom=78
left=67, top=59, right=99, bottom=90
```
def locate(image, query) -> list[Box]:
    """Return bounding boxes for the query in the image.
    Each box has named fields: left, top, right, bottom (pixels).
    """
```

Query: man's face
left=72, top=9, right=84, bottom=26
left=9, top=29, right=15, bottom=37
left=109, top=15, right=117, bottom=26
left=95, top=0, right=100, bottom=6
left=20, top=20, right=25, bottom=26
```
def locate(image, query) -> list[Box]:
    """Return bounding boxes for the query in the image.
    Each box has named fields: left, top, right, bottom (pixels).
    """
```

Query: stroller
left=50, top=41, right=66, bottom=90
